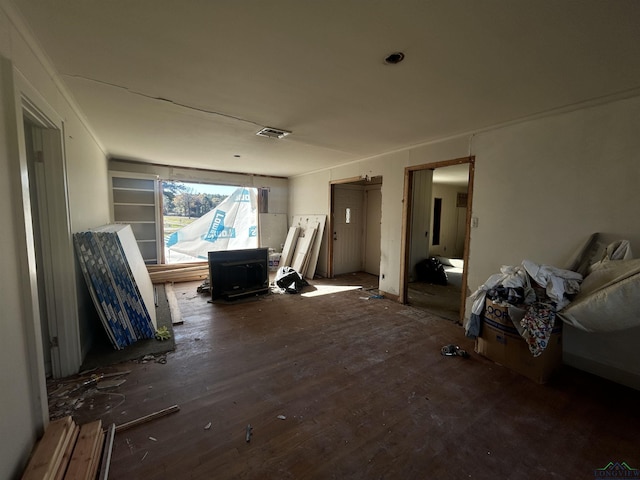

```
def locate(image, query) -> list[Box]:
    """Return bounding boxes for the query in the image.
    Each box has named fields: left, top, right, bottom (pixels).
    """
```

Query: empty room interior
left=2, top=1, right=640, bottom=479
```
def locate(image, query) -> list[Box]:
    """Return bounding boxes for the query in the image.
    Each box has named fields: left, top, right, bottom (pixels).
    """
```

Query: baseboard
left=563, top=352, right=640, bottom=391
left=379, top=290, right=399, bottom=302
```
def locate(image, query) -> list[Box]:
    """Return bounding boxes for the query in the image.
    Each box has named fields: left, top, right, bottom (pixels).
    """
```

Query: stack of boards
left=280, top=215, right=326, bottom=280
left=21, top=416, right=113, bottom=480
left=74, top=224, right=157, bottom=350
left=146, top=261, right=209, bottom=284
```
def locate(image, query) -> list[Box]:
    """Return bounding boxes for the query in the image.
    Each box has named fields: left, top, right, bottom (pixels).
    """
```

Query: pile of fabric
left=559, top=238, right=640, bottom=332
left=467, top=236, right=640, bottom=357
left=466, top=260, right=582, bottom=357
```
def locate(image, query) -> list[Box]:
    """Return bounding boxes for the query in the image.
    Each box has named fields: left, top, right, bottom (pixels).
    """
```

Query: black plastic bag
left=275, top=266, right=308, bottom=294
left=415, top=257, right=448, bottom=285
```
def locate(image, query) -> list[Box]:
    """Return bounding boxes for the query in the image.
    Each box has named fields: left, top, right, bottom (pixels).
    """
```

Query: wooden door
left=333, top=185, right=365, bottom=275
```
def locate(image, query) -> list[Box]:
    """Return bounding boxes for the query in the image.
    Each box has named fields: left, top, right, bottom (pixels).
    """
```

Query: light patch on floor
left=301, top=285, right=363, bottom=298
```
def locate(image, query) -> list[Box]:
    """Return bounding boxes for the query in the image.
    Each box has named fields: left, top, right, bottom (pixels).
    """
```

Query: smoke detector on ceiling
left=256, top=127, right=292, bottom=139
left=384, top=52, right=405, bottom=65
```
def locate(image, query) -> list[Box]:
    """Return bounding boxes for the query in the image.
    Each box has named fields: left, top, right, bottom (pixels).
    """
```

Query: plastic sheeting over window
left=166, top=187, right=258, bottom=259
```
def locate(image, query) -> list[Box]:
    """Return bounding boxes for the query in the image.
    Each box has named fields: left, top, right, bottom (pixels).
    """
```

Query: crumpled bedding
left=559, top=258, right=640, bottom=332
left=522, top=259, right=582, bottom=310
left=465, top=261, right=580, bottom=339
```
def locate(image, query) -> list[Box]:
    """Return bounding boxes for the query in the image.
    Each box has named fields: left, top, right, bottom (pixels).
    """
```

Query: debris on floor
left=197, top=279, right=210, bottom=294
left=136, top=353, right=168, bottom=364
left=155, top=326, right=172, bottom=341
left=47, top=370, right=131, bottom=420
left=273, top=266, right=309, bottom=294
left=440, top=344, right=469, bottom=358
left=96, top=378, right=127, bottom=390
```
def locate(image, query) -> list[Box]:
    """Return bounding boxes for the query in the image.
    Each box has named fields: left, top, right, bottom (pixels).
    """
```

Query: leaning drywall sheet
left=259, top=213, right=288, bottom=251
left=291, top=215, right=326, bottom=279
left=74, top=228, right=156, bottom=349
left=281, top=227, right=301, bottom=267
left=91, top=224, right=157, bottom=329
left=292, top=224, right=318, bottom=273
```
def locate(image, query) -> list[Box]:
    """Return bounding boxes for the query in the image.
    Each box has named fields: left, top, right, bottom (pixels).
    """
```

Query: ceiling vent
left=256, top=127, right=291, bottom=139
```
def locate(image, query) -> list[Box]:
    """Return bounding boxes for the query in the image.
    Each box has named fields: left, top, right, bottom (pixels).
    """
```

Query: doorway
left=330, top=177, right=382, bottom=280
left=24, top=119, right=53, bottom=377
left=400, top=158, right=474, bottom=323
left=20, top=98, right=81, bottom=379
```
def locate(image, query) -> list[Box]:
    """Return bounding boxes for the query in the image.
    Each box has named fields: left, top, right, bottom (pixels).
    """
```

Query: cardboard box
left=475, top=299, right=562, bottom=383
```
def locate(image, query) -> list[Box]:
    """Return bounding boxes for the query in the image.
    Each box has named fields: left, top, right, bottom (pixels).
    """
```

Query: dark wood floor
left=407, top=281, right=462, bottom=323
left=56, top=273, right=639, bottom=479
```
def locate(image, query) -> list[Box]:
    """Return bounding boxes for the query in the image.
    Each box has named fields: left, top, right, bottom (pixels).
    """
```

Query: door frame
left=9, top=65, right=82, bottom=392
left=399, top=156, right=475, bottom=323
left=328, top=176, right=367, bottom=278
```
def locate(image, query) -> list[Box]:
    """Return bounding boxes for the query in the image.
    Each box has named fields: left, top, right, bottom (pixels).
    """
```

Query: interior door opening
left=330, top=176, right=382, bottom=284
left=24, top=119, right=53, bottom=377
left=20, top=103, right=81, bottom=379
left=402, top=160, right=474, bottom=324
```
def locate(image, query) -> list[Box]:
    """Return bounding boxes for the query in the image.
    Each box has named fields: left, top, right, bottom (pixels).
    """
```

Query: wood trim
left=399, top=156, right=475, bottom=322
left=405, top=155, right=473, bottom=173
left=327, top=183, right=334, bottom=278
left=398, top=167, right=413, bottom=304
left=458, top=158, right=475, bottom=324
left=329, top=176, right=364, bottom=185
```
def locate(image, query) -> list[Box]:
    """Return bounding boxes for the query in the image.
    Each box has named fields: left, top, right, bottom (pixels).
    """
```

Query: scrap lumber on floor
left=147, top=262, right=209, bottom=284
left=22, top=416, right=76, bottom=480
left=114, top=404, right=180, bottom=433
left=64, top=421, right=104, bottom=480
left=22, top=417, right=106, bottom=480
left=164, top=283, right=184, bottom=325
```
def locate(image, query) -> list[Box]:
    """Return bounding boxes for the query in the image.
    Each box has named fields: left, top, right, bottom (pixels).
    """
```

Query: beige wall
left=290, top=94, right=640, bottom=388
left=429, top=183, right=468, bottom=259
left=469, top=95, right=640, bottom=389
left=289, top=137, right=469, bottom=293
left=0, top=2, right=110, bottom=477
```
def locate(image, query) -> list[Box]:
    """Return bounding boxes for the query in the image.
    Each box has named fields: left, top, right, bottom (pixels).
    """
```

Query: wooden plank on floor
left=97, top=424, right=116, bottom=480
left=53, top=423, right=79, bottom=480
left=147, top=262, right=207, bottom=272
left=165, top=282, right=184, bottom=325
left=64, top=420, right=103, bottom=480
left=86, top=427, right=105, bottom=480
left=149, top=266, right=209, bottom=284
left=22, top=416, right=75, bottom=480
left=114, top=404, right=180, bottom=433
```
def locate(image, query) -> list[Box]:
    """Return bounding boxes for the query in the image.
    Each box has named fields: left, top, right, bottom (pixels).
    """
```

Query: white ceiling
left=11, top=0, right=640, bottom=179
